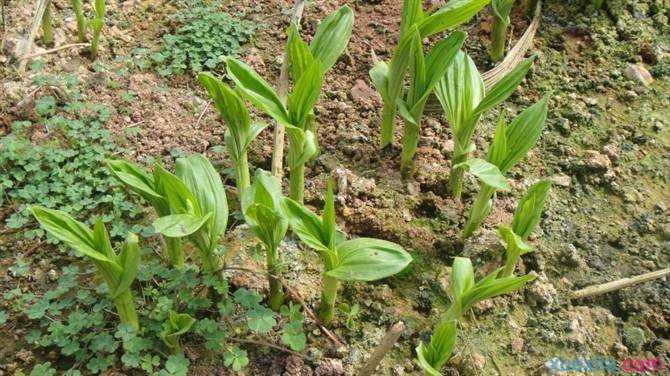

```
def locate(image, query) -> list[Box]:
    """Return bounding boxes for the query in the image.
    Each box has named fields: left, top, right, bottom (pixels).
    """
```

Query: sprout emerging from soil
left=41, top=1, right=54, bottom=47
left=282, top=180, right=412, bottom=325
left=161, top=310, right=196, bottom=354
left=89, top=0, right=106, bottom=59
left=30, top=207, right=141, bottom=330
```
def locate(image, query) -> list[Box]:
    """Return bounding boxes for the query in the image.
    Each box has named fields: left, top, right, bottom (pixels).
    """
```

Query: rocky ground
left=1, top=0, right=669, bottom=375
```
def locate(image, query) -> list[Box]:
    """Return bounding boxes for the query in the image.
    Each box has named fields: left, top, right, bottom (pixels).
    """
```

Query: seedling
left=393, top=29, right=466, bottom=177
left=70, top=0, right=86, bottom=42
left=225, top=5, right=354, bottom=202
left=435, top=50, right=535, bottom=200
left=242, top=170, right=289, bottom=310
left=460, top=97, right=548, bottom=239
left=162, top=310, right=196, bottom=354
left=41, top=1, right=54, bottom=47
left=282, top=180, right=412, bottom=325
left=499, top=180, right=550, bottom=276
left=198, top=72, right=267, bottom=195
left=371, top=0, right=493, bottom=149
left=89, top=0, right=106, bottom=59
left=490, top=0, right=515, bottom=61
left=30, top=207, right=141, bottom=330
left=107, top=159, right=185, bottom=268
left=416, top=257, right=535, bottom=375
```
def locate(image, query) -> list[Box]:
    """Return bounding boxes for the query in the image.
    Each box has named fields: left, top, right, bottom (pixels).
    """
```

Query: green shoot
left=282, top=180, right=412, bottom=325
left=436, top=51, right=534, bottom=199
left=499, top=180, right=550, bottom=276
left=225, top=5, right=353, bottom=203
left=242, top=170, right=289, bottom=311
left=106, top=160, right=185, bottom=268
left=161, top=310, right=196, bottom=354
left=371, top=0, right=493, bottom=149
left=460, top=97, right=549, bottom=239
left=30, top=207, right=141, bottom=330
left=490, top=0, right=515, bottom=62
left=89, top=0, right=106, bottom=59
left=593, top=0, right=605, bottom=9
left=198, top=72, right=267, bottom=195
left=41, top=1, right=54, bottom=47
left=70, top=0, right=87, bottom=42
left=416, top=257, right=535, bottom=374
left=395, top=29, right=466, bottom=177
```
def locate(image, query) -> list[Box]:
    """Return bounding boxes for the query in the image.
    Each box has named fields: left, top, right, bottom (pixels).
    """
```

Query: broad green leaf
left=285, top=126, right=318, bottom=168
left=406, top=29, right=425, bottom=107
left=322, top=180, right=336, bottom=250
left=498, top=226, right=532, bottom=256
left=462, top=273, right=536, bottom=309
left=226, top=58, right=290, bottom=126
left=198, top=73, right=250, bottom=160
left=416, top=319, right=457, bottom=373
left=166, top=310, right=196, bottom=337
left=106, top=160, right=165, bottom=211
left=327, top=238, right=412, bottom=281
left=418, top=31, right=467, bottom=108
left=242, top=170, right=287, bottom=250
left=30, top=206, right=112, bottom=263
left=153, top=164, right=201, bottom=216
left=418, top=0, right=491, bottom=38
left=396, top=98, right=418, bottom=126
left=435, top=50, right=484, bottom=137
left=386, top=25, right=419, bottom=106
left=287, top=61, right=324, bottom=128
left=451, top=257, right=475, bottom=299
left=286, top=24, right=315, bottom=82
left=369, top=61, right=389, bottom=102
left=511, top=180, right=551, bottom=239
left=497, top=96, right=548, bottom=173
left=487, top=112, right=508, bottom=168
left=455, top=158, right=511, bottom=191
left=153, top=213, right=213, bottom=238
left=175, top=155, right=229, bottom=250
left=400, top=0, right=425, bottom=39
left=112, top=232, right=140, bottom=299
left=310, top=5, right=354, bottom=71
left=472, top=56, right=534, bottom=118
left=92, top=220, right=115, bottom=261
left=282, top=197, right=329, bottom=252
left=242, top=122, right=268, bottom=153
left=492, top=0, right=516, bottom=24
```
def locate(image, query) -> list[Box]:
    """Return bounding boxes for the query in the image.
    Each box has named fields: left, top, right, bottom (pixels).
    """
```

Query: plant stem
left=461, top=185, right=496, bottom=239
left=165, top=237, right=184, bottom=269
left=41, top=1, right=53, bottom=47
left=501, top=250, right=519, bottom=277
left=400, top=122, right=420, bottom=179
left=113, top=289, right=139, bottom=331
left=289, top=163, right=305, bottom=203
left=379, top=103, right=396, bottom=148
left=490, top=17, right=508, bottom=62
left=236, top=153, right=251, bottom=197
left=70, top=0, right=86, bottom=42
left=318, top=275, right=339, bottom=326
left=266, top=245, right=284, bottom=311
left=449, top=147, right=469, bottom=200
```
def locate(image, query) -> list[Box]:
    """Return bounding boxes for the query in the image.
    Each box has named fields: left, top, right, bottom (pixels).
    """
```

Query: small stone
left=584, top=150, right=612, bottom=171
left=624, top=64, right=654, bottom=87
left=350, top=79, right=380, bottom=107
left=602, top=143, right=619, bottom=162
left=550, top=174, right=571, bottom=187
left=315, top=359, right=344, bottom=376
left=526, top=272, right=558, bottom=311
left=510, top=337, right=524, bottom=354
left=470, top=353, right=486, bottom=370
left=562, top=244, right=584, bottom=267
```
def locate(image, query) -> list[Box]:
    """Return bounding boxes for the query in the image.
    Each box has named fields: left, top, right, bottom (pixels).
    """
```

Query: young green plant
left=435, top=51, right=535, bottom=199
left=394, top=29, right=465, bottom=177
left=161, top=310, right=196, bottom=354
left=371, top=0, right=493, bottom=148
left=490, top=0, right=515, bottom=62
left=416, top=257, right=535, bottom=375
left=106, top=160, right=186, bottom=268
left=499, top=180, right=550, bottom=276
left=242, top=170, right=289, bottom=311
left=30, top=207, right=141, bottom=330
left=225, top=5, right=354, bottom=203
left=198, top=73, right=266, bottom=195
left=460, top=97, right=548, bottom=239
left=282, top=180, right=412, bottom=325
left=41, top=1, right=54, bottom=47
left=70, top=0, right=87, bottom=42
left=89, top=0, right=105, bottom=59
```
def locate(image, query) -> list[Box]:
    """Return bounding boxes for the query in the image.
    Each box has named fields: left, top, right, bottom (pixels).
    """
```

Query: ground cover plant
left=1, top=0, right=669, bottom=375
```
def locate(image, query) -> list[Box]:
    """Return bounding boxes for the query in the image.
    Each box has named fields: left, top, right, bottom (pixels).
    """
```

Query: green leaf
left=511, top=180, right=551, bottom=239
left=286, top=24, right=315, bottom=82
left=492, top=0, right=516, bottom=24
left=226, top=57, right=290, bottom=125
left=285, top=126, right=318, bottom=168
left=154, top=164, right=201, bottom=216
left=327, top=238, right=412, bottom=281
left=111, top=232, right=140, bottom=299
left=153, top=213, right=213, bottom=238
left=282, top=197, right=329, bottom=252
left=406, top=28, right=426, bottom=107
left=462, top=273, right=536, bottom=310
left=309, top=5, right=354, bottom=71
left=455, top=158, right=511, bottom=191
left=399, top=0, right=425, bottom=39
left=31, top=362, right=57, bottom=376
left=369, top=60, right=389, bottom=102
left=498, top=226, right=532, bottom=256
left=416, top=319, right=457, bottom=374
left=163, top=310, right=196, bottom=343
left=106, top=159, right=164, bottom=210
left=417, top=0, right=491, bottom=38
left=386, top=25, right=419, bottom=106
left=224, top=346, right=249, bottom=372
left=247, top=307, right=277, bottom=334
left=243, top=170, right=287, bottom=251
left=322, top=180, right=337, bottom=250
left=175, top=155, right=229, bottom=250
left=497, top=96, right=548, bottom=173
left=487, top=112, right=508, bottom=168
left=396, top=98, right=419, bottom=126
left=417, top=31, right=467, bottom=108
left=451, top=257, right=475, bottom=300
left=92, top=220, right=115, bottom=261
left=30, top=206, right=113, bottom=263
left=472, top=56, right=534, bottom=117
left=287, top=61, right=324, bottom=128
